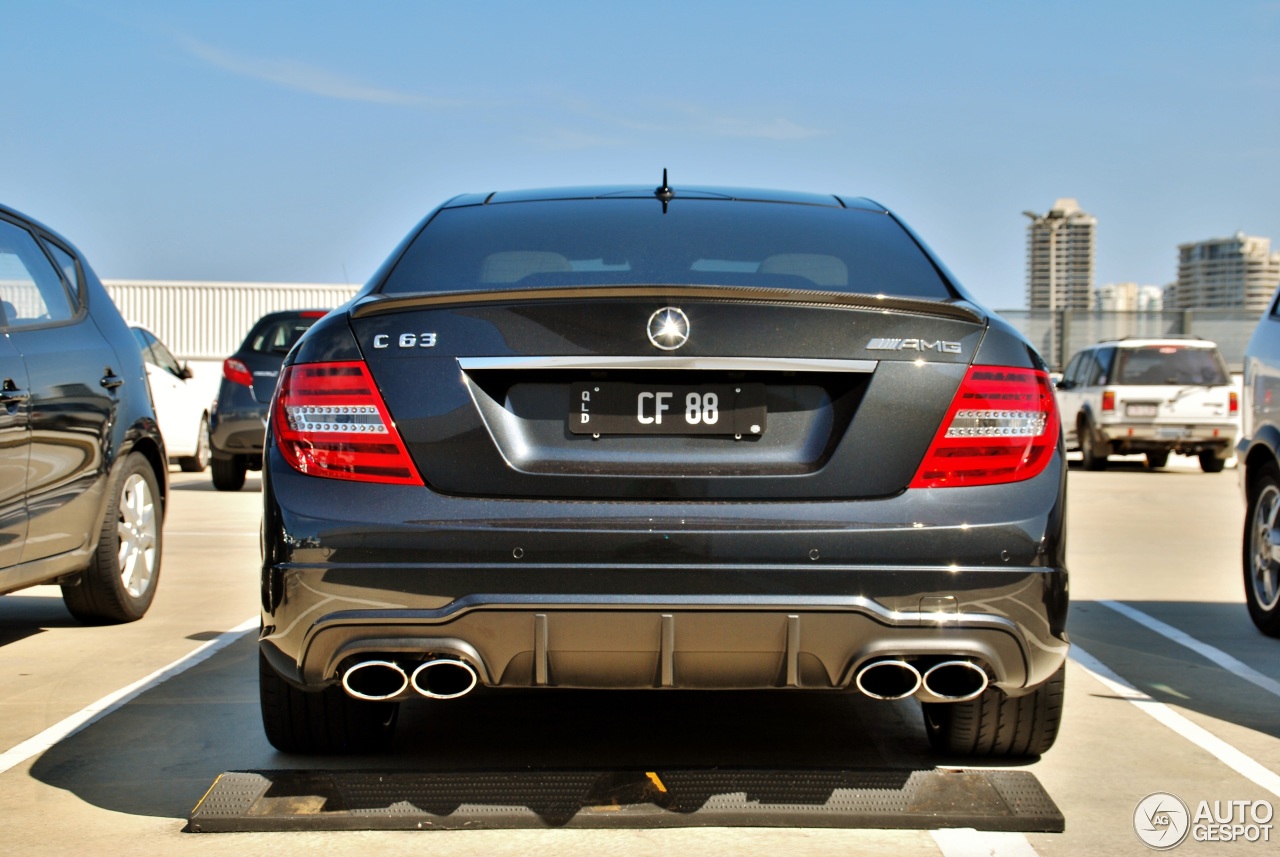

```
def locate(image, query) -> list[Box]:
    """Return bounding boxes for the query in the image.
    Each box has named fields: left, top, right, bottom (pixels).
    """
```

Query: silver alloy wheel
left=117, top=472, right=158, bottom=598
left=1251, top=483, right=1280, bottom=612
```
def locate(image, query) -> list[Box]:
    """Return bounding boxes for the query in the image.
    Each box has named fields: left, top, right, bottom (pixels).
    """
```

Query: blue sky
left=3, top=1, right=1278, bottom=308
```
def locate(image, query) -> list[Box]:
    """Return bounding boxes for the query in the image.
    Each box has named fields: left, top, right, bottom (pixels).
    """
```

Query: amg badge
left=866, top=337, right=962, bottom=354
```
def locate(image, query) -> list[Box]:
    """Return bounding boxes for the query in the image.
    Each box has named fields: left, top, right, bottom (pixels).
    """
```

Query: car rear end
left=208, top=310, right=326, bottom=489
left=1095, top=341, right=1239, bottom=468
left=258, top=188, right=1069, bottom=755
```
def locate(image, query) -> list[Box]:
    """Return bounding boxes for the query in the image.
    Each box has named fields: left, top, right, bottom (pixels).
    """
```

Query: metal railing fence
left=104, top=280, right=359, bottom=360
left=992, top=308, right=1264, bottom=372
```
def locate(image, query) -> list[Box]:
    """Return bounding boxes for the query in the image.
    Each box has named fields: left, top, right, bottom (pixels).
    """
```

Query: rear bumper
left=260, top=449, right=1069, bottom=697
left=1097, top=421, right=1238, bottom=454
left=260, top=577, right=1067, bottom=698
left=209, top=383, right=268, bottom=456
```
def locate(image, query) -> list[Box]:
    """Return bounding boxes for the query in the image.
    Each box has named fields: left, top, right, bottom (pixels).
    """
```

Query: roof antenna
left=655, top=168, right=674, bottom=212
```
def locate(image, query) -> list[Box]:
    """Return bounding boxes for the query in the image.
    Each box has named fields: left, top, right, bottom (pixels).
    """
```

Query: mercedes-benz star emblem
left=647, top=307, right=690, bottom=351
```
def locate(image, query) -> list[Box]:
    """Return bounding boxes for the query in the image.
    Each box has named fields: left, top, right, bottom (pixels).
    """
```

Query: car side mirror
left=1055, top=379, right=1072, bottom=390
left=179, top=362, right=194, bottom=380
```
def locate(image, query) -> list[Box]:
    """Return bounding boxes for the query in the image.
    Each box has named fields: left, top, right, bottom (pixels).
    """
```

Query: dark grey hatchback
left=209, top=309, right=326, bottom=491
left=258, top=184, right=1068, bottom=756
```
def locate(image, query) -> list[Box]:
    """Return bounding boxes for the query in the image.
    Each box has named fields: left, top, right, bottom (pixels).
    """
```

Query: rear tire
left=1199, top=450, right=1226, bottom=473
left=61, top=452, right=163, bottom=624
left=1079, top=421, right=1108, bottom=471
left=923, top=663, right=1065, bottom=757
left=178, top=416, right=211, bottom=473
left=259, top=649, right=399, bottom=754
left=1145, top=451, right=1169, bottom=469
left=1243, top=462, right=1280, bottom=636
left=211, top=455, right=246, bottom=491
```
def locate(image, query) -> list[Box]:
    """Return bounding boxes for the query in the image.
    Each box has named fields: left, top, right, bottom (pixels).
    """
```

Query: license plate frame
left=569, top=382, right=767, bottom=436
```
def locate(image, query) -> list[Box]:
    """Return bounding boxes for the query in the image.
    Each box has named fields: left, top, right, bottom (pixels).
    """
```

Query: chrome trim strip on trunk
left=457, top=355, right=878, bottom=373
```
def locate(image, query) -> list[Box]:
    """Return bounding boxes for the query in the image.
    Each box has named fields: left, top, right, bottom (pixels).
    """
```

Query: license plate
left=1126, top=403, right=1159, bottom=417
left=569, top=382, right=767, bottom=436
left=1157, top=426, right=1190, bottom=439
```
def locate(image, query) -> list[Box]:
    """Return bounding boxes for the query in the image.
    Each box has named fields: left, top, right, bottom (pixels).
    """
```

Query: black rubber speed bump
left=187, top=768, right=1063, bottom=833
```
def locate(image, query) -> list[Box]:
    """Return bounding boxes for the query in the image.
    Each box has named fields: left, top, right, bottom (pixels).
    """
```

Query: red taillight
left=1230, top=391, right=1239, bottom=414
left=910, top=366, right=1060, bottom=489
left=1101, top=390, right=1116, bottom=413
left=273, top=361, right=421, bottom=485
left=223, top=358, right=253, bottom=387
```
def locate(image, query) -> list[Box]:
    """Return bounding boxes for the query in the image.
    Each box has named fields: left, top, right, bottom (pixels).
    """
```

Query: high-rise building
left=1023, top=199, right=1096, bottom=310
left=1096, top=282, right=1164, bottom=312
left=1167, top=232, right=1280, bottom=312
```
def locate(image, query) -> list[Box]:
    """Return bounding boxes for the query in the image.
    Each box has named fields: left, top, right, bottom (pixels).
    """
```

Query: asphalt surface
left=0, top=454, right=1276, bottom=856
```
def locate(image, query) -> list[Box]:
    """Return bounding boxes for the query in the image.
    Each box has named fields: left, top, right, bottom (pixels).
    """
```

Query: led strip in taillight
left=282, top=404, right=389, bottom=434
left=944, top=409, right=1049, bottom=438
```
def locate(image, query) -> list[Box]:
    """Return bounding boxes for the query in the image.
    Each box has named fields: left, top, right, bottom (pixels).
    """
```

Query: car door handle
left=100, top=370, right=124, bottom=390
left=0, top=384, right=28, bottom=405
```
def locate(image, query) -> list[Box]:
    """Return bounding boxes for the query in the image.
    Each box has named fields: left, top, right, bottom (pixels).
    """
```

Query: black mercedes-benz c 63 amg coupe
left=258, top=183, right=1068, bottom=757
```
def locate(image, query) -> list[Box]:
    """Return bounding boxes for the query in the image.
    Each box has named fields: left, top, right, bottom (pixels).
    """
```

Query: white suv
left=1056, top=338, right=1238, bottom=472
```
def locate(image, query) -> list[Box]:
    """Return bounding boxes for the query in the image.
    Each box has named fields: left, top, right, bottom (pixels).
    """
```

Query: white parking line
left=930, top=828, right=1039, bottom=856
left=1070, top=645, right=1280, bottom=798
left=0, top=617, right=258, bottom=775
left=1100, top=600, right=1280, bottom=699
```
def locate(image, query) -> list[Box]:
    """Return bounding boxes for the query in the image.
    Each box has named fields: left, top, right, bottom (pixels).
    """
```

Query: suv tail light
left=910, top=366, right=1060, bottom=488
left=1101, top=390, right=1116, bottom=413
left=223, top=358, right=253, bottom=387
left=1230, top=390, right=1239, bottom=414
left=273, top=361, right=421, bottom=485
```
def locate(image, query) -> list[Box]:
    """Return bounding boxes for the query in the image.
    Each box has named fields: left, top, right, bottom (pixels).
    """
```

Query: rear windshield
left=245, top=317, right=320, bottom=355
left=1114, top=346, right=1229, bottom=386
left=378, top=198, right=954, bottom=299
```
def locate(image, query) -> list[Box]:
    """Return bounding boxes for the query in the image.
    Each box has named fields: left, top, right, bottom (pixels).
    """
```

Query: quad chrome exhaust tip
left=853, top=658, right=990, bottom=702
left=920, top=660, right=989, bottom=702
left=341, top=659, right=409, bottom=701
left=854, top=659, right=922, bottom=700
left=341, top=656, right=480, bottom=701
left=410, top=658, right=479, bottom=700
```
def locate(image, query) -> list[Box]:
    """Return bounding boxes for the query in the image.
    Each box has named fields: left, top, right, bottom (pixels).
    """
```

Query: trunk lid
left=349, top=287, right=988, bottom=500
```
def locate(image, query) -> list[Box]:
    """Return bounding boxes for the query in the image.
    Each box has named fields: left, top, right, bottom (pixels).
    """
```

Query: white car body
left=131, top=325, right=210, bottom=471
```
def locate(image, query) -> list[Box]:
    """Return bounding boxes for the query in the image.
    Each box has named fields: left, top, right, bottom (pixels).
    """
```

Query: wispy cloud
left=626, top=102, right=824, bottom=141
left=528, top=92, right=824, bottom=148
left=182, top=38, right=459, bottom=107
left=521, top=128, right=630, bottom=151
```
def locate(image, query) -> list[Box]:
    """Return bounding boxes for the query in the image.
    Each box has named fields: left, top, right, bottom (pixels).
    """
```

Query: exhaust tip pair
left=341, top=657, right=479, bottom=701
left=854, top=658, right=989, bottom=702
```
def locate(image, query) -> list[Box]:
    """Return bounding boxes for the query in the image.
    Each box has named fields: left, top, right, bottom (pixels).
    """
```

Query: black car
left=0, top=204, right=166, bottom=623
left=1240, top=298, right=1280, bottom=636
left=208, top=309, right=326, bottom=491
left=258, top=184, right=1069, bottom=756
